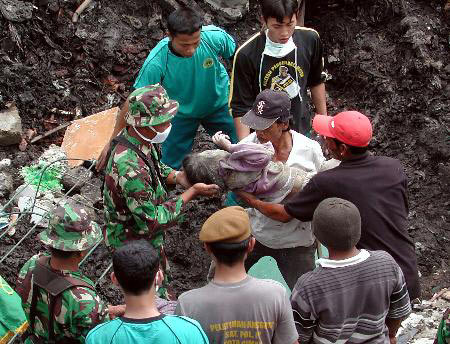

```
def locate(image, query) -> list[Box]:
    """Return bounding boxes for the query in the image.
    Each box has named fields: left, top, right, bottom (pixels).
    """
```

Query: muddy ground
left=0, top=0, right=449, bottom=314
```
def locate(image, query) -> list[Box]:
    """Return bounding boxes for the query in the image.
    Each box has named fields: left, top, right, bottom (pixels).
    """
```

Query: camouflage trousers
left=149, top=232, right=173, bottom=300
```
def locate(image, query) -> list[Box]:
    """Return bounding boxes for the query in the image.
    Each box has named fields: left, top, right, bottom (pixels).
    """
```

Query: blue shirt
left=134, top=25, right=236, bottom=119
left=86, top=314, right=209, bottom=344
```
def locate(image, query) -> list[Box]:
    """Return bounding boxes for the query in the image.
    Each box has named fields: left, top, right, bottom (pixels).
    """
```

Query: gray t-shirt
left=175, top=276, right=298, bottom=344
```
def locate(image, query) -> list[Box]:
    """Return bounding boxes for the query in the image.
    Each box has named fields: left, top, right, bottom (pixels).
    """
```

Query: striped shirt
left=291, top=250, right=411, bottom=343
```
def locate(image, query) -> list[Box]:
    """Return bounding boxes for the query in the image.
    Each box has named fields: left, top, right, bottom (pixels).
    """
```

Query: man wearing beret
left=16, top=203, right=112, bottom=343
left=175, top=206, right=299, bottom=344
left=291, top=198, right=411, bottom=343
left=103, top=84, right=219, bottom=298
left=237, top=111, right=421, bottom=301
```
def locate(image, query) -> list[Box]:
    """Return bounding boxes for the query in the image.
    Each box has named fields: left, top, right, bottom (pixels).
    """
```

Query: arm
left=235, top=191, right=293, bottom=223
left=69, top=288, right=109, bottom=341
left=234, top=118, right=250, bottom=141
left=290, top=283, right=317, bottom=344
left=385, top=258, right=412, bottom=343
left=310, top=83, right=327, bottom=116
left=273, top=290, right=302, bottom=344
left=385, top=318, right=402, bottom=344
left=229, top=49, right=256, bottom=141
left=306, top=32, right=327, bottom=116
left=214, top=27, right=236, bottom=60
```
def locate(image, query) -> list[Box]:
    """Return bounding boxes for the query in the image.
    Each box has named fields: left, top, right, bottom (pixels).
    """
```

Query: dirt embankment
left=0, top=0, right=448, bottom=305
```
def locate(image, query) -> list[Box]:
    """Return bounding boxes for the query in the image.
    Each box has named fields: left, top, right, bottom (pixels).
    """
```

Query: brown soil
left=0, top=0, right=449, bottom=308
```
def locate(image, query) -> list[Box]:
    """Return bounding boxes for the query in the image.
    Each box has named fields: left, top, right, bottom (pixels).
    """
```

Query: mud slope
left=0, top=0, right=448, bottom=302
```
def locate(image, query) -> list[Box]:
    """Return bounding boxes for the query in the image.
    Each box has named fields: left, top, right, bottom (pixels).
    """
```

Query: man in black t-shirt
left=236, top=111, right=421, bottom=300
left=230, top=0, right=327, bottom=139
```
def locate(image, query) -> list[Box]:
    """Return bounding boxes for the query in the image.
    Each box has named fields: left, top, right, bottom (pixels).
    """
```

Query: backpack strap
left=28, top=256, right=95, bottom=343
left=111, top=135, right=167, bottom=191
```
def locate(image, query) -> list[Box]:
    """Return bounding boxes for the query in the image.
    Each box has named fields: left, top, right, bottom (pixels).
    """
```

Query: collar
left=123, top=128, right=153, bottom=154
left=168, top=41, right=184, bottom=57
left=316, top=249, right=370, bottom=268
left=210, top=275, right=252, bottom=288
left=120, top=314, right=165, bottom=324
left=341, top=151, right=371, bottom=164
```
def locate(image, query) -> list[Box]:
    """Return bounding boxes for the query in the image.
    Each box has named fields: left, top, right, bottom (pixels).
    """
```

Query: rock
left=18, top=91, right=34, bottom=104
left=61, top=166, right=93, bottom=193
left=0, top=104, right=22, bottom=146
left=80, top=177, right=103, bottom=204
left=156, top=0, right=179, bottom=14
left=0, top=158, right=11, bottom=170
left=204, top=0, right=249, bottom=22
left=0, top=0, right=34, bottom=22
left=0, top=171, right=13, bottom=198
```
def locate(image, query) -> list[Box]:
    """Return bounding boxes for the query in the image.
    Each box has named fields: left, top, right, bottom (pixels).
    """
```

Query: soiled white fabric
left=241, top=131, right=335, bottom=249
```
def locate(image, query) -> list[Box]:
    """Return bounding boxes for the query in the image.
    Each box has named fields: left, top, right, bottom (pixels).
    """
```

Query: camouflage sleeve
left=64, top=287, right=109, bottom=341
left=16, top=254, right=40, bottom=315
left=120, top=157, right=184, bottom=236
left=159, top=160, right=174, bottom=179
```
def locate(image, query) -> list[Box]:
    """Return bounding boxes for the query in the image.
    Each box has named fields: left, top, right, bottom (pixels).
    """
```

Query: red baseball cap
left=312, top=111, right=373, bottom=147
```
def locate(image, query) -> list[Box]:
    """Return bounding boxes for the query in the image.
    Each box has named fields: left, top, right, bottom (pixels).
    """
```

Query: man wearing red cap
left=237, top=111, right=421, bottom=300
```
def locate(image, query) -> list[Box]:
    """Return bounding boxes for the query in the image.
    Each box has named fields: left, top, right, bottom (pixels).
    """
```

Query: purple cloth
left=219, top=142, right=283, bottom=195
left=156, top=297, right=177, bottom=315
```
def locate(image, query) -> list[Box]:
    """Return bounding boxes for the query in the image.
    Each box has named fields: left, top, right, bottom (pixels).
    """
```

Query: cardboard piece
left=61, top=107, right=119, bottom=167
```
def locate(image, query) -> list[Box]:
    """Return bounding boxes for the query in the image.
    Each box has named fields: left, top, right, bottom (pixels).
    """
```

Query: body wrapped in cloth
left=183, top=142, right=338, bottom=202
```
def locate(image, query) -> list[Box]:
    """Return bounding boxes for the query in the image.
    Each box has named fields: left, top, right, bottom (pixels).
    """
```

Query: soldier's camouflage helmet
left=125, top=84, right=179, bottom=127
left=39, top=203, right=102, bottom=252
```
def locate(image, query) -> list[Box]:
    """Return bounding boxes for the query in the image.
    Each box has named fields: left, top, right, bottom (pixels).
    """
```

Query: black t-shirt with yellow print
left=230, top=27, right=325, bottom=135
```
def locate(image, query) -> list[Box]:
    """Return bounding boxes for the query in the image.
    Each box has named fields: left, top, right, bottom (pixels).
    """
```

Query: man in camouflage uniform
left=16, top=203, right=109, bottom=343
left=103, top=84, right=218, bottom=299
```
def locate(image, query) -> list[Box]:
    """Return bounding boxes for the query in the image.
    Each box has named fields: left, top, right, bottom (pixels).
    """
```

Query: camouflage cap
left=39, top=203, right=102, bottom=252
left=125, top=84, right=179, bottom=127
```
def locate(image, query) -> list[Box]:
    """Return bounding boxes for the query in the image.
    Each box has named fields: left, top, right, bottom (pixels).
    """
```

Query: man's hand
left=107, top=304, right=126, bottom=319
left=192, top=183, right=220, bottom=196
left=212, top=131, right=232, bottom=151
left=389, top=336, right=397, bottom=344
left=95, top=141, right=112, bottom=172
left=175, top=171, right=192, bottom=189
left=235, top=190, right=293, bottom=222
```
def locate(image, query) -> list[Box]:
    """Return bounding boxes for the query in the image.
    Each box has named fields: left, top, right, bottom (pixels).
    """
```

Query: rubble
left=61, top=166, right=93, bottom=193
left=397, top=291, right=450, bottom=344
left=0, top=171, right=13, bottom=198
left=204, top=0, right=249, bottom=23
left=0, top=0, right=34, bottom=22
left=0, top=104, right=22, bottom=146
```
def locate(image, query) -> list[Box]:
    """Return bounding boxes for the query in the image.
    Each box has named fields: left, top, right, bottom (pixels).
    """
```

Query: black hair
left=260, top=0, right=299, bottom=22
left=167, top=7, right=203, bottom=36
left=333, top=138, right=369, bottom=155
left=208, top=238, right=251, bottom=267
left=182, top=151, right=229, bottom=189
left=112, top=240, right=159, bottom=296
left=49, top=247, right=80, bottom=259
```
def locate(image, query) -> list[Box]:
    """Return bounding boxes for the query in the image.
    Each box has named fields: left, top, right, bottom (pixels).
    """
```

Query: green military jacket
left=103, top=129, right=184, bottom=249
left=0, top=275, right=28, bottom=344
left=16, top=254, right=108, bottom=343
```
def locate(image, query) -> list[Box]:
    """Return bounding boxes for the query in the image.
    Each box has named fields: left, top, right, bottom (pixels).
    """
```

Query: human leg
left=202, top=105, right=238, bottom=144
left=244, top=239, right=271, bottom=272
left=272, top=244, right=316, bottom=290
left=161, top=116, right=200, bottom=169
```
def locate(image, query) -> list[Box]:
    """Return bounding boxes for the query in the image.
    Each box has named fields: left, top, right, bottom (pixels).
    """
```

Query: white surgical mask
left=133, top=124, right=172, bottom=144
left=263, top=30, right=296, bottom=58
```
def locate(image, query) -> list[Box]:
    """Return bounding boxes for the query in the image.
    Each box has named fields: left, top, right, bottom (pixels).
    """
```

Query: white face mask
left=133, top=124, right=172, bottom=144
left=263, top=30, right=296, bottom=58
